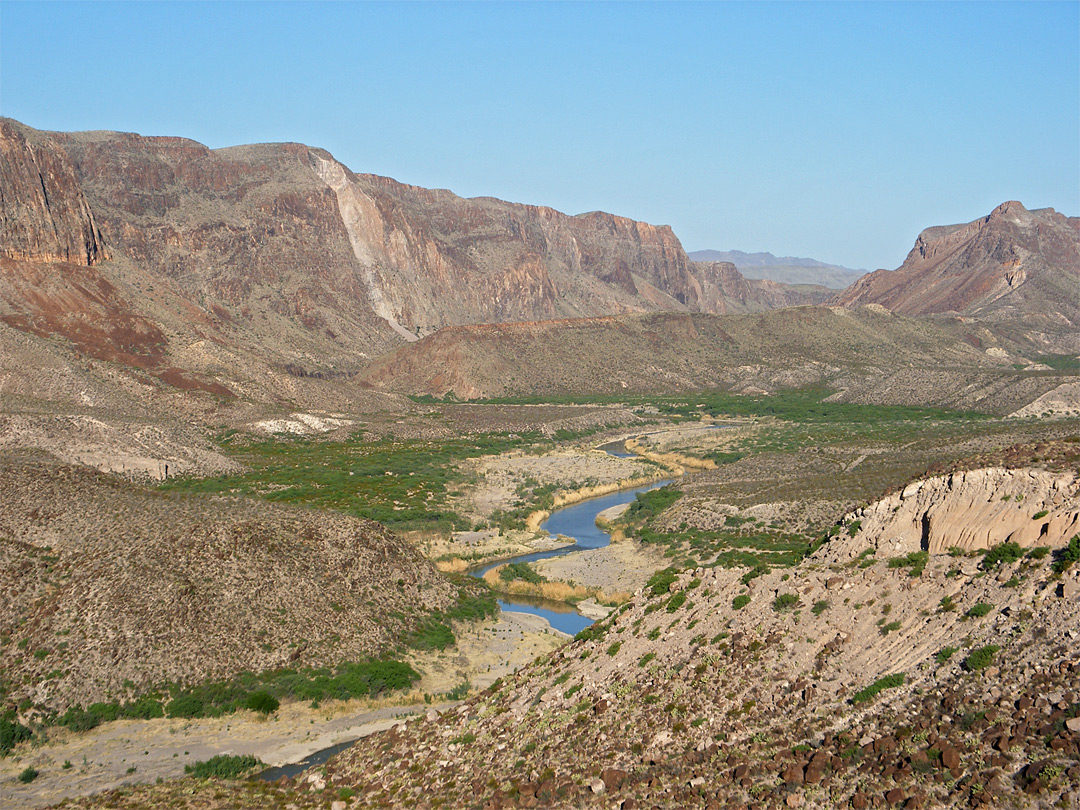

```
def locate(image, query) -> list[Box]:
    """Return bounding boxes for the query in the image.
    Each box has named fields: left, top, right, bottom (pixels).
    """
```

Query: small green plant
left=1052, top=535, right=1080, bottom=574
left=646, top=627, right=661, bottom=641
left=606, top=641, right=622, bottom=656
left=965, top=603, right=993, bottom=619
left=184, top=754, right=263, bottom=779
left=646, top=568, right=678, bottom=596
left=811, top=599, right=829, bottom=615
left=62, top=760, right=72, bottom=769
left=939, top=595, right=957, bottom=612
left=1032, top=510, right=1049, bottom=520
left=963, top=645, right=1001, bottom=672
left=888, top=551, right=928, bottom=577
left=851, top=673, right=905, bottom=704
left=243, top=691, right=279, bottom=716
left=773, top=593, right=799, bottom=612
left=879, top=621, right=901, bottom=636
left=936, top=646, right=959, bottom=664
left=732, top=594, right=751, bottom=610
left=1026, top=546, right=1050, bottom=560
left=982, top=541, right=1023, bottom=569
left=639, top=652, right=656, bottom=668
left=666, top=592, right=686, bottom=613
left=450, top=732, right=476, bottom=745
left=18, top=765, right=38, bottom=783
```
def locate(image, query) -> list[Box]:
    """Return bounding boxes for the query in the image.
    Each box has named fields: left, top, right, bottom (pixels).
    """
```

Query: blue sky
left=2, top=1, right=1076, bottom=270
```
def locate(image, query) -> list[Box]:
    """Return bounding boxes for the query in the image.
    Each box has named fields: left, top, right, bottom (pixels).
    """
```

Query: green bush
left=851, top=673, right=904, bottom=704
left=184, top=754, right=263, bottom=779
left=646, top=568, right=679, bottom=596
left=965, top=603, right=993, bottom=619
left=499, top=562, right=545, bottom=584
left=606, top=641, right=622, bottom=656
left=879, top=621, right=901, bottom=636
left=935, top=646, right=959, bottom=664
left=166, top=693, right=206, bottom=719
left=18, top=765, right=38, bottom=783
left=0, top=715, right=32, bottom=756
left=244, top=691, right=279, bottom=715
left=732, top=594, right=751, bottom=610
left=963, top=645, right=1001, bottom=671
left=811, top=600, right=829, bottom=616
left=666, top=592, right=687, bottom=613
left=982, top=541, right=1023, bottom=569
left=1052, top=535, right=1080, bottom=574
left=772, top=593, right=799, bottom=612
left=888, top=551, right=928, bottom=577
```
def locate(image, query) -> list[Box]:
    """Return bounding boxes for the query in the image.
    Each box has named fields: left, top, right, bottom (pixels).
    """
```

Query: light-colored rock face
left=830, top=466, right=1079, bottom=559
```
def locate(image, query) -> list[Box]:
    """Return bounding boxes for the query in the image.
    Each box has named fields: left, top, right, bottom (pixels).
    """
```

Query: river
left=470, top=473, right=674, bottom=635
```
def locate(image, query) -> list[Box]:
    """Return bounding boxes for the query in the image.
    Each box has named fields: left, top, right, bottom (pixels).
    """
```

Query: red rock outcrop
left=835, top=201, right=1080, bottom=326
left=0, top=119, right=108, bottom=265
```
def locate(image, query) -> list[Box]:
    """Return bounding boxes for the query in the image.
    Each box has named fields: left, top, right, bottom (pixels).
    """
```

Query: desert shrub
left=165, top=693, right=206, bottom=719
left=879, top=621, right=901, bottom=636
left=57, top=705, right=102, bottom=732
left=811, top=600, right=829, bottom=615
left=851, top=673, right=905, bottom=704
left=939, top=595, right=957, bottom=612
left=445, top=681, right=470, bottom=700
left=122, top=697, right=164, bottom=720
left=963, top=645, right=1001, bottom=671
left=982, top=542, right=1023, bottom=569
left=772, top=593, right=799, bottom=612
left=732, top=594, right=751, bottom=610
left=740, top=565, right=769, bottom=586
left=575, top=622, right=606, bottom=642
left=606, top=641, right=622, bottom=656
left=666, top=592, right=687, bottom=613
left=1052, top=535, right=1080, bottom=574
left=1026, top=546, right=1050, bottom=560
left=935, top=646, right=959, bottom=664
left=965, top=603, right=993, bottom=619
left=0, top=714, right=32, bottom=756
left=888, top=551, right=928, bottom=577
left=244, top=691, right=279, bottom=715
left=639, top=652, right=656, bottom=667
left=1032, top=510, right=1049, bottom=520
left=18, top=765, right=38, bottom=783
left=184, top=754, right=262, bottom=779
left=408, top=618, right=454, bottom=651
left=647, top=568, right=679, bottom=596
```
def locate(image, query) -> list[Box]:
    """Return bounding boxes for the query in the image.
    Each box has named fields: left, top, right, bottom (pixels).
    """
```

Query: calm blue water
left=472, top=478, right=674, bottom=634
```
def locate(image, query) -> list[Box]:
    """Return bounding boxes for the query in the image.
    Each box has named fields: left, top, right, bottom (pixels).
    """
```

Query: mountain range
left=688, top=249, right=865, bottom=289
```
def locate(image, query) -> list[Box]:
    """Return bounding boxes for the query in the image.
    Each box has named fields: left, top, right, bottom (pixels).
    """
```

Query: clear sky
left=2, top=1, right=1076, bottom=270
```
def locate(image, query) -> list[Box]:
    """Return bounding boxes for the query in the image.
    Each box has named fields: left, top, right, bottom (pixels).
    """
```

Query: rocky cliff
left=693, top=260, right=833, bottom=313
left=835, top=202, right=1080, bottom=338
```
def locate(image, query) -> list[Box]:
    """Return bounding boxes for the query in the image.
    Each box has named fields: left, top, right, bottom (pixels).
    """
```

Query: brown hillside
left=836, top=201, right=1080, bottom=335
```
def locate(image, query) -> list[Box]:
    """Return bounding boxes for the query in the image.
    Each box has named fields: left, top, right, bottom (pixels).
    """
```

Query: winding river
left=470, top=446, right=675, bottom=634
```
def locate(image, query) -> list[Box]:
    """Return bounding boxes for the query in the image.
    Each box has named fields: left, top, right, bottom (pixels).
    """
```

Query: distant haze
left=689, top=250, right=866, bottom=290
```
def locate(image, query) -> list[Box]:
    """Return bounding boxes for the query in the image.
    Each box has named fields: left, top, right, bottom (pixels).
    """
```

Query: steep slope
left=270, top=456, right=1080, bottom=810
left=359, top=306, right=1064, bottom=413
left=0, top=451, right=459, bottom=713
left=836, top=201, right=1080, bottom=337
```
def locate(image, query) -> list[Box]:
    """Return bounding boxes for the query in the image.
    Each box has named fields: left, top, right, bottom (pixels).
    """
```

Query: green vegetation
left=982, top=541, right=1023, bottom=569
left=606, top=641, right=622, bottom=656
left=18, top=765, right=38, bottom=783
left=161, top=431, right=554, bottom=533
left=887, top=551, right=928, bottom=577
left=646, top=568, right=679, bottom=597
left=851, top=673, right=905, bottom=704
left=965, top=603, right=994, bottom=619
left=772, top=593, right=799, bottom=612
left=625, top=487, right=681, bottom=522
left=963, top=645, right=1001, bottom=672
left=811, top=599, right=829, bottom=616
left=666, top=592, right=687, bottom=613
left=1053, top=535, right=1080, bottom=574
left=935, top=646, right=959, bottom=664
left=184, top=754, right=263, bottom=779
left=879, top=620, right=901, bottom=636
left=0, top=713, right=32, bottom=756
left=243, top=691, right=280, bottom=715
left=499, top=562, right=546, bottom=584
left=732, top=594, right=751, bottom=610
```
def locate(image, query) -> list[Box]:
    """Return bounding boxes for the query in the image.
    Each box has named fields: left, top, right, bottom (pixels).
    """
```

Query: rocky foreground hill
left=41, top=442, right=1080, bottom=810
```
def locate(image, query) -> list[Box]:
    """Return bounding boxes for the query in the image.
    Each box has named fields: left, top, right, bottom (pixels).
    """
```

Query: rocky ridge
left=835, top=202, right=1080, bottom=347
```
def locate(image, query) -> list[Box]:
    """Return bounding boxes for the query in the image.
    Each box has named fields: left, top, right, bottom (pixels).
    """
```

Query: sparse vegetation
left=732, top=594, right=751, bottom=610
left=851, top=673, right=905, bottom=704
left=184, top=754, right=263, bottom=779
left=772, top=593, right=799, bottom=612
left=963, top=645, right=1001, bottom=672
left=982, top=541, right=1023, bottom=569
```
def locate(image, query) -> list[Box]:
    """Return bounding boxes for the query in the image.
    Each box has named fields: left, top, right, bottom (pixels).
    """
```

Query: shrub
left=963, top=645, right=1001, bottom=672
left=666, top=592, right=686, bottom=613
left=639, top=652, right=656, bottom=668
left=1052, top=535, right=1080, bottom=574
left=184, top=754, right=263, bottom=779
left=965, top=603, right=993, bottom=619
left=935, top=646, right=959, bottom=664
left=244, top=691, right=279, bottom=715
left=1026, top=546, right=1050, bottom=560
left=982, top=541, right=1023, bottom=569
left=740, top=565, right=769, bottom=586
left=165, top=693, right=205, bottom=719
left=1032, top=510, right=1049, bottom=520
left=499, top=562, right=545, bottom=584
left=732, top=594, right=751, bottom=610
left=939, top=595, right=956, bottom=612
left=647, top=568, right=678, bottom=596
left=18, top=765, right=38, bottom=783
left=879, top=621, right=901, bottom=636
left=888, top=551, right=928, bottom=577
left=811, top=600, right=829, bottom=616
left=606, top=641, right=622, bottom=656
left=1, top=715, right=32, bottom=756
left=772, top=593, right=799, bottom=612
left=851, top=673, right=904, bottom=704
